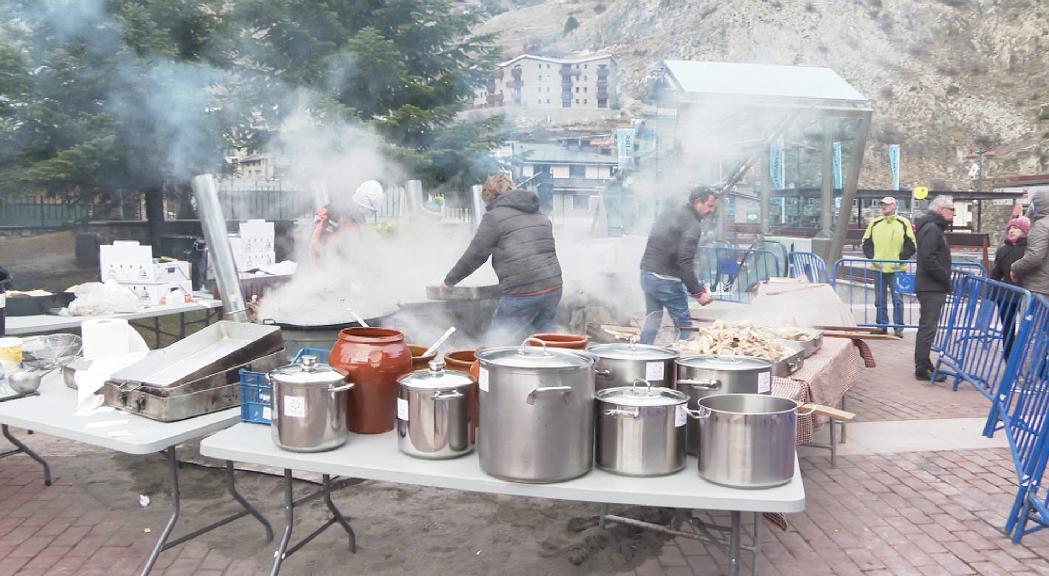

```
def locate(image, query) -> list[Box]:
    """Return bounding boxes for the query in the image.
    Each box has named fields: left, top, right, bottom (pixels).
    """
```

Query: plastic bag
left=66, top=281, right=142, bottom=316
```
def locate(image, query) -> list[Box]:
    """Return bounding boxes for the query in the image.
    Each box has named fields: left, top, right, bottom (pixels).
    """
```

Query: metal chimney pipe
left=308, top=180, right=330, bottom=212
left=470, top=184, right=485, bottom=231
left=405, top=180, right=423, bottom=213
left=190, top=174, right=248, bottom=322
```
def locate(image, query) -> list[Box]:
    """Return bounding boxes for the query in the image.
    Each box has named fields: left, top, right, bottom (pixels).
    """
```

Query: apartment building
left=474, top=54, right=619, bottom=111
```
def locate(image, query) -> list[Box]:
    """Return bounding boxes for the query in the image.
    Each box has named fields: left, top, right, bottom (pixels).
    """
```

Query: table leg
left=751, top=512, right=759, bottom=576
left=179, top=312, right=187, bottom=340
left=139, top=450, right=275, bottom=575
left=829, top=412, right=838, bottom=467
left=729, top=511, right=741, bottom=576
left=1, top=424, right=51, bottom=486
left=270, top=470, right=359, bottom=576
left=839, top=394, right=848, bottom=444
left=153, top=317, right=161, bottom=348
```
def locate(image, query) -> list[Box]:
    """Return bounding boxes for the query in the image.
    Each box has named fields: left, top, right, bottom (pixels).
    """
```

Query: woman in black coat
left=991, top=218, right=1030, bottom=357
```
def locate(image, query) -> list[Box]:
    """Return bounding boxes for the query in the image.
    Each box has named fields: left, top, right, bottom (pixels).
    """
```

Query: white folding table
left=201, top=423, right=806, bottom=576
left=5, top=297, right=224, bottom=346
left=0, top=375, right=272, bottom=575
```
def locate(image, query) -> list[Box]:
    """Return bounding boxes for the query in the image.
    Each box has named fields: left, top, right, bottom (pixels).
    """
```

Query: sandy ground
left=1, top=231, right=98, bottom=292
left=42, top=437, right=674, bottom=576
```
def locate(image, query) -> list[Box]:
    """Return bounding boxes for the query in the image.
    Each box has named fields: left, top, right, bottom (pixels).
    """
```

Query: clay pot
left=408, top=345, right=437, bottom=371
left=443, top=349, right=480, bottom=443
left=528, top=333, right=589, bottom=350
left=330, top=328, right=412, bottom=434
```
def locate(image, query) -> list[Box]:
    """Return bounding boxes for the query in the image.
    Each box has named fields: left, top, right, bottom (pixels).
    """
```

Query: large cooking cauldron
left=262, top=315, right=391, bottom=360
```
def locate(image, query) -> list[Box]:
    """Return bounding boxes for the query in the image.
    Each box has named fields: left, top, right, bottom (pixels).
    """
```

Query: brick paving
left=1, top=335, right=1046, bottom=575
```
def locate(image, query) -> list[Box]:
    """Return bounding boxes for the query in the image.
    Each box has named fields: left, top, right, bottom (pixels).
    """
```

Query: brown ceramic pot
left=528, top=333, right=589, bottom=350
left=330, top=328, right=412, bottom=434
left=408, top=345, right=437, bottom=371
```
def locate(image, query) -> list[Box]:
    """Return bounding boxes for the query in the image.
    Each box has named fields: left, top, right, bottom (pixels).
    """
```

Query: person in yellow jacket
left=862, top=196, right=917, bottom=336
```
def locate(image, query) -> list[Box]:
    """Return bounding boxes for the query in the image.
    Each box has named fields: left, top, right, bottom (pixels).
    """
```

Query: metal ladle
left=6, top=368, right=52, bottom=395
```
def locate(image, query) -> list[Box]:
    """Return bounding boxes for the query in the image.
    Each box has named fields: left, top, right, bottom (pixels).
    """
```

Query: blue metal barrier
left=696, top=247, right=780, bottom=303
left=931, top=275, right=1032, bottom=399
left=980, top=294, right=1049, bottom=543
left=830, top=258, right=985, bottom=330
left=788, top=252, right=828, bottom=283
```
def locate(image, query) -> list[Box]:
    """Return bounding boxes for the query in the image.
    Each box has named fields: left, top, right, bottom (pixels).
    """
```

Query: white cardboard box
left=123, top=282, right=194, bottom=305
left=100, top=241, right=153, bottom=283
left=238, top=220, right=275, bottom=253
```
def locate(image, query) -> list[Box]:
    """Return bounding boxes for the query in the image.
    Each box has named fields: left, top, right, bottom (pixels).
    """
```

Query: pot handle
left=526, top=386, right=572, bottom=405
left=603, top=407, right=640, bottom=418
left=593, top=368, right=612, bottom=377
left=261, top=318, right=275, bottom=325
left=434, top=390, right=464, bottom=401
left=631, top=378, right=652, bottom=390
left=518, top=337, right=549, bottom=356
left=676, top=378, right=721, bottom=390
left=329, top=383, right=355, bottom=393
left=799, top=403, right=855, bottom=420
left=685, top=405, right=711, bottom=420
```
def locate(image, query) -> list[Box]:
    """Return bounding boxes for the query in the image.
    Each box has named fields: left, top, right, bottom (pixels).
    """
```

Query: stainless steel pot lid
left=677, top=355, right=773, bottom=371
left=398, top=360, right=475, bottom=389
left=596, top=380, right=688, bottom=406
left=476, top=338, right=594, bottom=369
left=589, top=342, right=678, bottom=361
left=270, top=355, right=347, bottom=386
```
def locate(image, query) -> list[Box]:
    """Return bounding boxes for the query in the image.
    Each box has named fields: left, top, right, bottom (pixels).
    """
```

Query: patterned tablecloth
left=772, top=337, right=860, bottom=445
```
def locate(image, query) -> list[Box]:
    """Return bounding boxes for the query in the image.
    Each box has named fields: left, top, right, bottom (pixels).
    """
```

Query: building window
left=569, top=165, right=586, bottom=178
left=546, top=99, right=550, bottom=104
left=598, top=99, right=607, bottom=108
left=584, top=99, right=588, bottom=105
left=584, top=87, right=588, bottom=93
left=538, top=99, right=542, bottom=104
left=575, top=87, right=580, bottom=93
left=563, top=99, right=571, bottom=108
left=573, top=194, right=591, bottom=210
left=584, top=64, right=588, bottom=69
left=576, top=99, right=580, bottom=104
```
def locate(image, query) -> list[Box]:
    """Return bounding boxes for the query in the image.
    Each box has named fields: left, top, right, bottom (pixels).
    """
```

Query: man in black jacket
left=638, top=187, right=717, bottom=344
left=914, top=195, right=955, bottom=381
left=444, top=174, right=563, bottom=345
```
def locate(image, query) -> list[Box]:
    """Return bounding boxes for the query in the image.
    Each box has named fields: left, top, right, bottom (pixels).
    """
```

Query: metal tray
left=772, top=343, right=806, bottom=377
left=108, top=321, right=283, bottom=388
left=796, top=331, right=823, bottom=358
left=103, top=350, right=285, bottom=421
left=426, top=285, right=502, bottom=301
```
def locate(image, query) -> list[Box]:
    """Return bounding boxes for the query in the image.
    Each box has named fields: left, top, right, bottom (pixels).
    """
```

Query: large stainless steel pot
left=692, top=393, right=811, bottom=488
left=476, top=339, right=595, bottom=483
left=589, top=342, right=678, bottom=390
left=675, top=355, right=774, bottom=456
left=270, top=355, right=354, bottom=452
left=595, top=380, right=688, bottom=477
left=397, top=360, right=474, bottom=459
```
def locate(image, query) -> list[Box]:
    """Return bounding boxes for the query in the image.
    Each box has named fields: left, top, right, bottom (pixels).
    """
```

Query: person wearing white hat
left=861, top=196, right=916, bottom=336
left=308, top=180, right=386, bottom=260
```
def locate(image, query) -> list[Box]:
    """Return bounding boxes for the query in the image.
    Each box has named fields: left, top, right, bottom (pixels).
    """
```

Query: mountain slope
left=478, top=0, right=1049, bottom=189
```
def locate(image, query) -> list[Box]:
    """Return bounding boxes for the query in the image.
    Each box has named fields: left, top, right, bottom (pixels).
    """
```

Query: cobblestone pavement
left=1, top=337, right=1046, bottom=576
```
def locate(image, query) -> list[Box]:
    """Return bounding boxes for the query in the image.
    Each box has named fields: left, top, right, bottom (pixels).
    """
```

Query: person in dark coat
left=638, top=187, right=717, bottom=344
left=444, top=174, right=563, bottom=345
left=914, top=195, right=955, bottom=382
left=990, top=217, right=1030, bottom=357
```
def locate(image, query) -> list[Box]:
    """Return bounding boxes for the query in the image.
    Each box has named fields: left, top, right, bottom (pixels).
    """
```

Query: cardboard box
left=238, top=220, right=275, bottom=253
left=123, top=282, right=194, bottom=305
left=100, top=241, right=153, bottom=283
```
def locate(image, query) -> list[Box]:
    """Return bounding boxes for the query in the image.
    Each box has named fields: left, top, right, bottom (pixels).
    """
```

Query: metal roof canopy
left=663, top=60, right=870, bottom=112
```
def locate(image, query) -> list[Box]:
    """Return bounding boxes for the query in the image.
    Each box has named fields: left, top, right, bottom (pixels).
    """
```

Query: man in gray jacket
left=1011, top=189, right=1049, bottom=297
left=638, top=187, right=717, bottom=344
left=444, top=174, right=563, bottom=345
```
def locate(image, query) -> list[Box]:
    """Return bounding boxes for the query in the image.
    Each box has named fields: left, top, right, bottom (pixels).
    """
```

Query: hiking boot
left=915, top=370, right=947, bottom=383
left=894, top=328, right=905, bottom=337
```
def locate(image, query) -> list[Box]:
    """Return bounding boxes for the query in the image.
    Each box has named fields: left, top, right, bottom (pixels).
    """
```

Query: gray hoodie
left=444, top=189, right=562, bottom=295
left=1011, top=189, right=1049, bottom=295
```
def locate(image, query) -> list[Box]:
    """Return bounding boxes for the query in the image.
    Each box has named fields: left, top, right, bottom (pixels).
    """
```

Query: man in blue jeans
left=862, top=196, right=916, bottom=336
left=639, top=187, right=718, bottom=344
left=443, top=175, right=563, bottom=346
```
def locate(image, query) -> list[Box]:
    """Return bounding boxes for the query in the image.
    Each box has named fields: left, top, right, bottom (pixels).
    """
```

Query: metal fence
left=980, top=293, right=1049, bottom=543
left=788, top=252, right=829, bottom=283
left=695, top=247, right=780, bottom=303
left=0, top=193, right=145, bottom=227
left=213, top=181, right=407, bottom=222
left=930, top=274, right=1032, bottom=399
left=830, top=259, right=986, bottom=329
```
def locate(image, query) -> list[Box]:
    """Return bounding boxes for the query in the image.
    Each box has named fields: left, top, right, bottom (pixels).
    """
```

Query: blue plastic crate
left=239, top=348, right=332, bottom=424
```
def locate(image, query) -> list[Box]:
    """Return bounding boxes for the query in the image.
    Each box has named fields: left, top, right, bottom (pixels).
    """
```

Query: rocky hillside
left=477, top=0, right=1049, bottom=189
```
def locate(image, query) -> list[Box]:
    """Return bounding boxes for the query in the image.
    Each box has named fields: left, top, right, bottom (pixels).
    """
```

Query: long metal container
left=108, top=321, right=283, bottom=388
left=772, top=342, right=806, bottom=377
left=476, top=340, right=595, bottom=483
left=397, top=360, right=474, bottom=459
left=270, top=355, right=353, bottom=452
left=675, top=355, right=774, bottom=456
left=595, top=382, right=688, bottom=477
left=103, top=351, right=284, bottom=421
left=695, top=394, right=800, bottom=488
left=589, top=342, right=678, bottom=391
